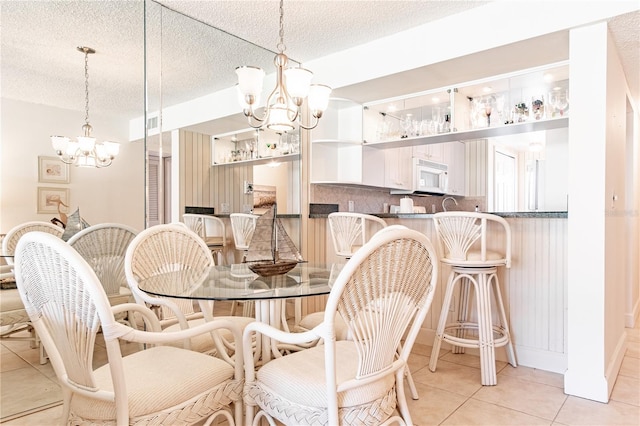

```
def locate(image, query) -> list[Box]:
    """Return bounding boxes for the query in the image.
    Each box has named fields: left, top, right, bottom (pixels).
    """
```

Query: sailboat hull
left=248, top=260, right=298, bottom=277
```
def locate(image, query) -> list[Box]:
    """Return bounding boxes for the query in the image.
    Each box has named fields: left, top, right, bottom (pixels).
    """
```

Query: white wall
left=565, top=22, right=636, bottom=403
left=0, top=98, right=145, bottom=233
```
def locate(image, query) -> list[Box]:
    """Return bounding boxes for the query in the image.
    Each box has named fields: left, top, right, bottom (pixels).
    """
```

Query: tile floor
left=1, top=315, right=639, bottom=425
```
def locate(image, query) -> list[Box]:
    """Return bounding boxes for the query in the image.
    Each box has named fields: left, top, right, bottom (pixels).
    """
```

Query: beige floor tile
left=0, top=367, right=61, bottom=420
left=473, top=374, right=567, bottom=420
left=0, top=350, right=30, bottom=372
left=626, top=327, right=640, bottom=343
left=411, top=342, right=434, bottom=358
left=411, top=359, right=483, bottom=397
left=408, top=352, right=430, bottom=375
left=403, top=381, right=467, bottom=426
left=555, top=395, right=640, bottom=425
left=498, top=364, right=565, bottom=388
left=1, top=404, right=63, bottom=425
left=441, top=351, right=508, bottom=372
left=619, top=355, right=640, bottom=379
left=610, top=375, right=640, bottom=407
left=626, top=340, right=640, bottom=358
left=442, top=398, right=552, bottom=425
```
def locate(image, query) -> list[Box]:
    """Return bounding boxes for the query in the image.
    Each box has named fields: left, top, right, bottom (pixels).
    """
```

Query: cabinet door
left=385, top=147, right=413, bottom=190
left=361, top=147, right=386, bottom=188
left=445, top=142, right=466, bottom=195
left=413, top=143, right=445, bottom=163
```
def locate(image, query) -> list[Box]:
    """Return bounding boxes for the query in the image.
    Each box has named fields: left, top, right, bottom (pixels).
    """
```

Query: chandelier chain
left=277, top=0, right=286, bottom=53
left=84, top=50, right=90, bottom=126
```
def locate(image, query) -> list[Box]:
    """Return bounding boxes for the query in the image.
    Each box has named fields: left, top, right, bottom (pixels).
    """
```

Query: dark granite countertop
left=309, top=211, right=568, bottom=219
left=215, top=214, right=301, bottom=219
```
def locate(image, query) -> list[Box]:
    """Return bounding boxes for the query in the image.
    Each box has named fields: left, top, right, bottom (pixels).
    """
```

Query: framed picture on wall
left=37, top=187, right=70, bottom=214
left=38, top=156, right=69, bottom=183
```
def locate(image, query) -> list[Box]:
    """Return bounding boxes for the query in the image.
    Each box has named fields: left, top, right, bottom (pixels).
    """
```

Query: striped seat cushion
left=72, top=345, right=237, bottom=422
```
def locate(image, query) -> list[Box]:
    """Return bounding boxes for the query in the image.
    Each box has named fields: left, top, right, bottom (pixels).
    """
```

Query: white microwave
left=390, top=158, right=448, bottom=196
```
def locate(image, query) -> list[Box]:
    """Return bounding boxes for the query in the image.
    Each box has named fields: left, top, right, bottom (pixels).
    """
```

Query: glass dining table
left=137, top=262, right=344, bottom=362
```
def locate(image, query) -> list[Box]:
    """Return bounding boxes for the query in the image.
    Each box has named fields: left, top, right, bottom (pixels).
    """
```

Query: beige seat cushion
left=0, top=289, right=25, bottom=312
left=255, top=340, right=395, bottom=408
left=72, top=345, right=235, bottom=421
left=205, top=236, right=224, bottom=247
left=297, top=312, right=350, bottom=341
left=163, top=315, right=254, bottom=353
left=444, top=250, right=505, bottom=265
left=107, top=286, right=133, bottom=306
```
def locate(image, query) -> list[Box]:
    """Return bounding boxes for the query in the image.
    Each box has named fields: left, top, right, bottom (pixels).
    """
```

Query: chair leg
left=453, top=277, right=472, bottom=355
left=429, top=271, right=457, bottom=373
left=491, top=272, right=517, bottom=367
left=398, top=341, right=419, bottom=400
left=476, top=272, right=497, bottom=385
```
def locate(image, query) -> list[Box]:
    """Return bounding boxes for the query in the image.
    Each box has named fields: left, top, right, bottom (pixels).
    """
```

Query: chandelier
left=235, top=0, right=331, bottom=132
left=51, top=46, right=120, bottom=168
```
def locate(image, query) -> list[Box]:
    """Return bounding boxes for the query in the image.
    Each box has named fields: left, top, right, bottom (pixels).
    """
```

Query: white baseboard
left=625, top=297, right=639, bottom=328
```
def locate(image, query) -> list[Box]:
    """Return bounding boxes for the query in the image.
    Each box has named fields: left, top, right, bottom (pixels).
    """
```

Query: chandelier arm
left=298, top=115, right=320, bottom=131
left=57, top=156, right=77, bottom=165
left=246, top=114, right=267, bottom=129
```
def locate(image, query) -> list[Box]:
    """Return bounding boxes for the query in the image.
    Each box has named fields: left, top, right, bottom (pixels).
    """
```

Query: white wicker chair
left=1, top=221, right=64, bottom=363
left=429, top=212, right=517, bottom=386
left=14, top=231, right=243, bottom=425
left=183, top=213, right=227, bottom=265
left=243, top=227, right=439, bottom=425
left=125, top=223, right=254, bottom=358
left=229, top=213, right=258, bottom=258
left=229, top=213, right=259, bottom=317
left=68, top=223, right=138, bottom=325
left=327, top=212, right=388, bottom=258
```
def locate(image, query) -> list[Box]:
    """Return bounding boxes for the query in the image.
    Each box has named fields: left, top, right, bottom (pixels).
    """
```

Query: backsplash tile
left=310, top=184, right=486, bottom=214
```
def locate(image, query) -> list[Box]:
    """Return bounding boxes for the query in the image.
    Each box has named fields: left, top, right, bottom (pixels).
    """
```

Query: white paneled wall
left=308, top=216, right=568, bottom=373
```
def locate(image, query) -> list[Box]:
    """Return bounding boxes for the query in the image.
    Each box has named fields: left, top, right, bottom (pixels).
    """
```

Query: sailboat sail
left=276, top=219, right=304, bottom=262
left=245, top=204, right=303, bottom=264
left=245, top=204, right=276, bottom=263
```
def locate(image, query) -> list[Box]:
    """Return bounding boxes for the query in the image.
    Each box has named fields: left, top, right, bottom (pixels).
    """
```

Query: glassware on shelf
left=548, top=89, right=569, bottom=117
left=512, top=102, right=529, bottom=123
left=400, top=113, right=412, bottom=138
left=289, top=133, right=300, bottom=153
left=484, top=101, right=493, bottom=127
left=531, top=95, right=545, bottom=120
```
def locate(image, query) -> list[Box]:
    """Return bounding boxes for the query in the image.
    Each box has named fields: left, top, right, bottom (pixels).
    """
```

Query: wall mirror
left=144, top=1, right=302, bottom=240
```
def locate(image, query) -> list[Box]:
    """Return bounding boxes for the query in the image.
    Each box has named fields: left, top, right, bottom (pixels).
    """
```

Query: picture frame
left=37, top=187, right=70, bottom=214
left=38, top=156, right=69, bottom=184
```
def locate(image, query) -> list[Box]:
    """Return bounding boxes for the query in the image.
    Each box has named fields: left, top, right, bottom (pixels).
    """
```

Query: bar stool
left=327, top=212, right=387, bottom=259
left=182, top=214, right=227, bottom=265
left=229, top=213, right=259, bottom=262
left=429, top=212, right=516, bottom=386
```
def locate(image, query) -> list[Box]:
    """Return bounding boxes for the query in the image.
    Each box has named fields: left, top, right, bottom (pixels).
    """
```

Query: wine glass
left=484, top=102, right=493, bottom=127
left=549, top=89, right=569, bottom=117
left=400, top=114, right=412, bottom=138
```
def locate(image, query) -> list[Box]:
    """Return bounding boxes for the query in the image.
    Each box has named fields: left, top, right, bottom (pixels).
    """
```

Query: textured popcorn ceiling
left=0, top=1, right=638, bottom=123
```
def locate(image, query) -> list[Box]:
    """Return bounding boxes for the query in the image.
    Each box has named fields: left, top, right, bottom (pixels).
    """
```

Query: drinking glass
left=400, top=114, right=412, bottom=138
left=549, top=89, right=569, bottom=117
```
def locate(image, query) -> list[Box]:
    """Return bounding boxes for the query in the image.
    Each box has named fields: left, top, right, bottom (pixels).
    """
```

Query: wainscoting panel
left=307, top=216, right=568, bottom=372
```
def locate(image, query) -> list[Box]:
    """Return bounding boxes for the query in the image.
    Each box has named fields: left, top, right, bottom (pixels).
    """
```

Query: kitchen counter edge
left=309, top=211, right=568, bottom=219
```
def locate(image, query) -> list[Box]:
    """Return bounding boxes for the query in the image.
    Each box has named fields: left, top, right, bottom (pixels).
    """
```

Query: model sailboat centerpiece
left=245, top=204, right=303, bottom=277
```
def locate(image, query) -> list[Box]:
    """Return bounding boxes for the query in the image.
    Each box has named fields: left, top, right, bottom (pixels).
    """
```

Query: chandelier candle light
left=236, top=0, right=331, bottom=132
left=51, top=46, right=120, bottom=168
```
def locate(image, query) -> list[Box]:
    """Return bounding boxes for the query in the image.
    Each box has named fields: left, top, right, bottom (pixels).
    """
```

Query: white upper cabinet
left=311, top=62, right=569, bottom=193
left=311, top=98, right=385, bottom=187
left=362, top=61, right=570, bottom=149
